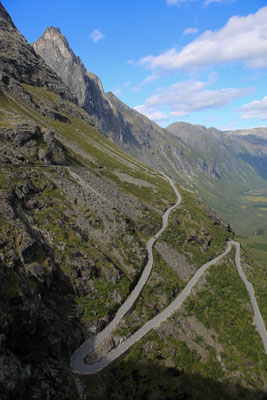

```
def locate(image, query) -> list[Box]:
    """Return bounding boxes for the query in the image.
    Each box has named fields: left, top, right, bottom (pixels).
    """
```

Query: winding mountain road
left=71, top=173, right=181, bottom=372
left=71, top=176, right=267, bottom=374
left=232, top=241, right=267, bottom=353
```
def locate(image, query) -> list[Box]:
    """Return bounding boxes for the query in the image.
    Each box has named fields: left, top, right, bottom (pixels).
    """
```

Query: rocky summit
left=0, top=4, right=74, bottom=102
left=0, top=3, right=267, bottom=400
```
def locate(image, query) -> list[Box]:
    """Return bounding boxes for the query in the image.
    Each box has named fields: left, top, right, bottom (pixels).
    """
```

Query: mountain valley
left=0, top=3, right=267, bottom=399
left=33, top=26, right=267, bottom=239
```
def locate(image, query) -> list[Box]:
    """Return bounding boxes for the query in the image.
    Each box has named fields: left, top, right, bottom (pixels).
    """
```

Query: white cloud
left=140, top=7, right=267, bottom=71
left=167, top=0, right=235, bottom=6
left=204, top=0, right=235, bottom=5
left=166, top=0, right=198, bottom=5
left=169, top=110, right=190, bottom=117
left=167, top=0, right=234, bottom=6
left=166, top=0, right=179, bottom=5
left=237, top=96, right=267, bottom=120
left=111, top=82, right=132, bottom=98
left=134, top=77, right=252, bottom=123
left=140, top=72, right=161, bottom=85
left=166, top=0, right=199, bottom=7
left=132, top=72, right=161, bottom=91
left=184, top=27, right=198, bottom=35
left=90, top=29, right=105, bottom=43
left=112, top=88, right=123, bottom=97
left=126, top=59, right=135, bottom=65
left=134, top=108, right=169, bottom=123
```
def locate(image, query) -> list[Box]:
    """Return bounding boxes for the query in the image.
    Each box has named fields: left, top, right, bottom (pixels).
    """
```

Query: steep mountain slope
left=228, top=127, right=267, bottom=180
left=0, top=4, right=74, bottom=102
left=33, top=27, right=267, bottom=237
left=33, top=27, right=144, bottom=151
left=166, top=122, right=267, bottom=236
left=166, top=121, right=247, bottom=177
left=168, top=122, right=267, bottom=181
left=33, top=27, right=230, bottom=178
left=230, top=127, right=267, bottom=138
left=1, top=3, right=267, bottom=400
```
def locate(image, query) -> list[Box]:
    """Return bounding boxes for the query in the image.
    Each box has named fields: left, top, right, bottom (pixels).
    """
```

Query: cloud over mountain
left=134, top=77, right=252, bottom=123
left=237, top=96, right=267, bottom=120
left=140, top=7, right=267, bottom=71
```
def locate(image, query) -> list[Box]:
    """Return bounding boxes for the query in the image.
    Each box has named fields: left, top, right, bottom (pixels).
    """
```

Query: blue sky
left=2, top=0, right=267, bottom=130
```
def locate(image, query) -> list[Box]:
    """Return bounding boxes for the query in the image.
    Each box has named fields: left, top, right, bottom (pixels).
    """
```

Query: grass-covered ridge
left=0, top=87, right=176, bottom=208
left=161, top=186, right=232, bottom=268
left=1, top=81, right=266, bottom=400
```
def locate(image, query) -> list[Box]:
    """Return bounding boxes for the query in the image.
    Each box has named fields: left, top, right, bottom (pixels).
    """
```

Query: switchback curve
left=71, top=177, right=267, bottom=374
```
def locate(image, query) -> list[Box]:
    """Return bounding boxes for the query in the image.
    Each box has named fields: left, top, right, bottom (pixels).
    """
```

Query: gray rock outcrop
left=33, top=27, right=128, bottom=138
left=0, top=4, right=75, bottom=101
left=33, top=27, right=181, bottom=160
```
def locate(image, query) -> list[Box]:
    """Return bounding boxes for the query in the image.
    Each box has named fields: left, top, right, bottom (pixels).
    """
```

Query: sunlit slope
left=167, top=122, right=267, bottom=237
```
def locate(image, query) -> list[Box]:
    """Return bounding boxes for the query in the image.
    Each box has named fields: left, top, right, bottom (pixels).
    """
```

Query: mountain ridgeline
left=0, top=3, right=267, bottom=400
left=33, top=26, right=267, bottom=236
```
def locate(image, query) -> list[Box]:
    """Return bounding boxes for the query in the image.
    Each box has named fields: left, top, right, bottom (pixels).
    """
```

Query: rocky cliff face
left=0, top=4, right=74, bottom=102
left=0, top=4, right=159, bottom=398
left=33, top=27, right=138, bottom=146
left=166, top=121, right=245, bottom=178
left=33, top=27, right=192, bottom=167
left=33, top=27, right=107, bottom=120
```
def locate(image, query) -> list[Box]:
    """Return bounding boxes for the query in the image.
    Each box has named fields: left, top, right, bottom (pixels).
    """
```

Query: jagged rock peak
left=43, top=26, right=62, bottom=36
left=42, top=27, right=66, bottom=43
left=33, top=26, right=106, bottom=110
left=0, top=3, right=75, bottom=101
left=34, top=26, right=77, bottom=61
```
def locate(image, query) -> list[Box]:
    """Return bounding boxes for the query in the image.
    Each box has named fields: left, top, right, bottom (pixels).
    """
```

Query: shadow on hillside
left=81, top=357, right=267, bottom=400
left=1, top=257, right=89, bottom=400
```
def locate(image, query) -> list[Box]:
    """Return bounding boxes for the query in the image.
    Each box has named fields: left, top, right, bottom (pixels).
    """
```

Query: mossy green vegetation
left=0, top=168, right=9, bottom=189
left=82, top=331, right=265, bottom=400
left=184, top=251, right=267, bottom=388
left=0, top=86, right=176, bottom=209
left=76, top=275, right=131, bottom=321
left=194, top=172, right=267, bottom=237
left=1, top=79, right=267, bottom=400
left=236, top=236, right=267, bottom=326
left=114, top=249, right=186, bottom=337
left=161, top=187, right=231, bottom=268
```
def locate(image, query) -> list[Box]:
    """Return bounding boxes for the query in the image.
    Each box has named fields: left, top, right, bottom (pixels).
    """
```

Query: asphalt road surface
left=230, top=240, right=267, bottom=353
left=71, top=177, right=267, bottom=374
left=71, top=173, right=181, bottom=372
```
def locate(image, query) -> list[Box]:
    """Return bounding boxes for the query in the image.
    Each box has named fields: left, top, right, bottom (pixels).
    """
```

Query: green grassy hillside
left=1, top=81, right=266, bottom=400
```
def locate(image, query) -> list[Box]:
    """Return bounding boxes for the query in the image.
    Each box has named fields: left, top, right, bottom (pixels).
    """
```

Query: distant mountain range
left=33, top=27, right=267, bottom=235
